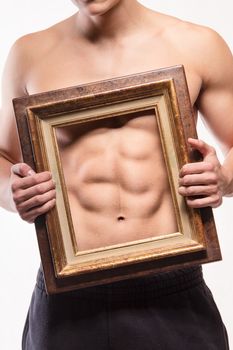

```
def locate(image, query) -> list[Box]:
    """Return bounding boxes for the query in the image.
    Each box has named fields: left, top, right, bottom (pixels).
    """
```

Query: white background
left=0, top=1, right=232, bottom=349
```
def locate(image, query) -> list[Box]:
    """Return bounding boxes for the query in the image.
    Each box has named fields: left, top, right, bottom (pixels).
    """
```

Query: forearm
left=221, top=148, right=233, bottom=197
left=0, top=155, right=16, bottom=212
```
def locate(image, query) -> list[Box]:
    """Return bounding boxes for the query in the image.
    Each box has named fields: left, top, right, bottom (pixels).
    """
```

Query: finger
left=11, top=171, right=53, bottom=192
left=13, top=179, right=56, bottom=205
left=11, top=163, right=36, bottom=177
left=21, top=198, right=56, bottom=223
left=179, top=172, right=217, bottom=186
left=187, top=138, right=216, bottom=158
left=178, top=185, right=218, bottom=197
left=185, top=195, right=222, bottom=209
left=180, top=162, right=214, bottom=177
left=16, top=189, right=56, bottom=212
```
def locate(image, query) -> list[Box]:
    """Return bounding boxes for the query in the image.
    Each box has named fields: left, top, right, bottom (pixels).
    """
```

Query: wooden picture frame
left=13, top=65, right=221, bottom=294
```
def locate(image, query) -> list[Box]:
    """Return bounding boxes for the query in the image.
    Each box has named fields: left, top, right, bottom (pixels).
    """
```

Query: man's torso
left=23, top=10, right=202, bottom=250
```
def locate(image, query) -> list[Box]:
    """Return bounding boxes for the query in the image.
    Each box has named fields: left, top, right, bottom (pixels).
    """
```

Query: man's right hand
left=11, top=163, right=56, bottom=223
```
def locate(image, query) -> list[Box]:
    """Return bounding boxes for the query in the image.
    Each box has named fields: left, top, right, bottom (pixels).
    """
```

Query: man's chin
left=77, top=0, right=121, bottom=17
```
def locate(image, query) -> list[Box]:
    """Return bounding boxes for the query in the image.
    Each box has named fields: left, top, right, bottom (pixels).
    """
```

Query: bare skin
left=56, top=110, right=177, bottom=250
left=0, top=0, right=233, bottom=250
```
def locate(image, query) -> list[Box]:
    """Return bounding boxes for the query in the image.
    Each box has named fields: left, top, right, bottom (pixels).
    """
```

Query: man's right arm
left=0, top=37, right=56, bottom=222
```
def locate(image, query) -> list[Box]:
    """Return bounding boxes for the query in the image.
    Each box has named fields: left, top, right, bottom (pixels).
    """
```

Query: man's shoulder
left=10, top=15, right=75, bottom=61
left=152, top=11, right=223, bottom=50
left=175, top=20, right=224, bottom=50
left=152, top=11, right=229, bottom=72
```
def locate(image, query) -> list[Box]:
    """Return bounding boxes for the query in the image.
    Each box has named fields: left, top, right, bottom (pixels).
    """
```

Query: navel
left=117, top=216, right=125, bottom=222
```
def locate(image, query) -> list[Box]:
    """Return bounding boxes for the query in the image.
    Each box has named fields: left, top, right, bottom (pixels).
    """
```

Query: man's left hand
left=178, top=138, right=229, bottom=208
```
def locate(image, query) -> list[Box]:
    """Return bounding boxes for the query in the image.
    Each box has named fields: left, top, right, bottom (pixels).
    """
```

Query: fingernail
left=27, top=170, right=36, bottom=176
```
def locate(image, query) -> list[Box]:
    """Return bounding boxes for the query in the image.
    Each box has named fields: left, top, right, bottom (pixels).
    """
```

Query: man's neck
left=75, top=1, right=148, bottom=43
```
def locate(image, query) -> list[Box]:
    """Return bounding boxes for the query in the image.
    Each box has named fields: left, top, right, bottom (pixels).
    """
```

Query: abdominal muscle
left=57, top=111, right=178, bottom=251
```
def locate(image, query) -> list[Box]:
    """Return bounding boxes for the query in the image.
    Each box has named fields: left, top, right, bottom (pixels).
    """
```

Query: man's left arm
left=179, top=27, right=233, bottom=208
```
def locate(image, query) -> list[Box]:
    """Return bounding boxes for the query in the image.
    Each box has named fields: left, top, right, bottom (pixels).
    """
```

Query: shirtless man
left=0, top=1, right=232, bottom=349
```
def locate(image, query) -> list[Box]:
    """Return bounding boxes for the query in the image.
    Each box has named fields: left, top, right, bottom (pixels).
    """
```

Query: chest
left=57, top=111, right=161, bottom=159
left=26, top=38, right=202, bottom=108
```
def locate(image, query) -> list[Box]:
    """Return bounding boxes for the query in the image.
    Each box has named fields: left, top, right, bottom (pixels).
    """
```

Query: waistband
left=36, top=265, right=204, bottom=299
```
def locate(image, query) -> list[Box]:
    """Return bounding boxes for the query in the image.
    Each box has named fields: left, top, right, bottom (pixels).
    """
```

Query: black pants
left=22, top=266, right=229, bottom=350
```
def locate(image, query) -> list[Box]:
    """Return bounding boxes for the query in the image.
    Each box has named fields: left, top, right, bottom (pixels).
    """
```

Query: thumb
left=187, top=138, right=216, bottom=158
left=11, top=163, right=36, bottom=177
